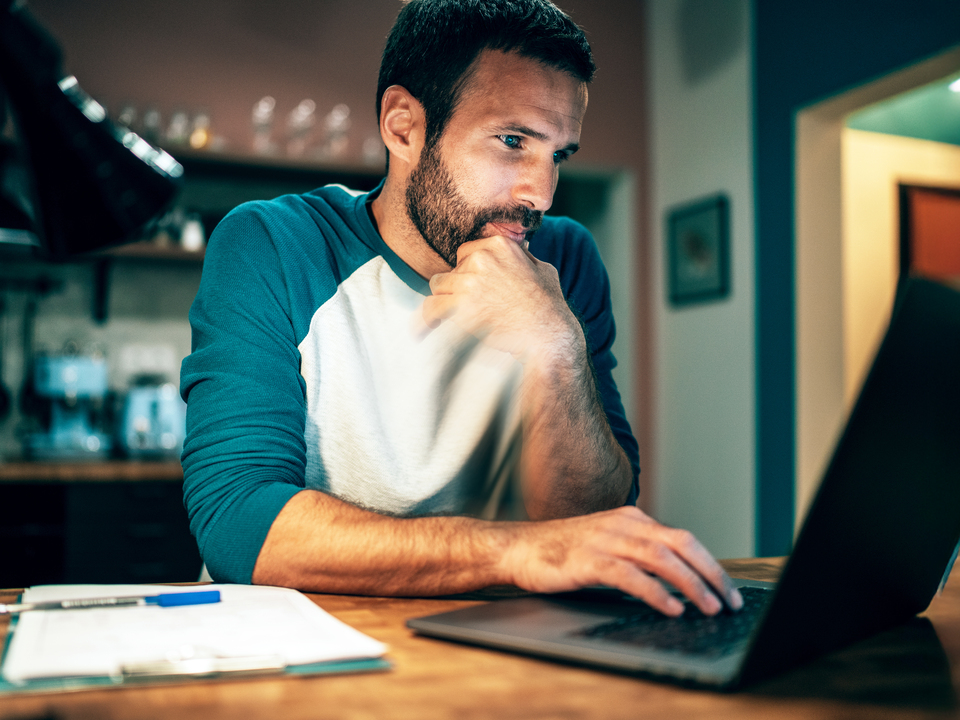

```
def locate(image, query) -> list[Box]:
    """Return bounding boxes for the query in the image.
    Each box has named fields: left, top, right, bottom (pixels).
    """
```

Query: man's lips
left=487, top=222, right=529, bottom=244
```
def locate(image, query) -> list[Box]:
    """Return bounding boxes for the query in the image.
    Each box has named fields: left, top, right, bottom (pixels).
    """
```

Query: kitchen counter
left=0, top=460, right=183, bottom=483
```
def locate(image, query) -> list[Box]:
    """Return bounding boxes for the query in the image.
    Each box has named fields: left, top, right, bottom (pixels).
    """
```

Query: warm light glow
left=950, top=77, right=960, bottom=93
left=189, top=127, right=210, bottom=149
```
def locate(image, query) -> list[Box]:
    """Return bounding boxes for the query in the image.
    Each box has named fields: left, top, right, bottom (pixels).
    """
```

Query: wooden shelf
left=0, top=460, right=184, bottom=483
left=98, top=241, right=205, bottom=262
left=168, top=148, right=385, bottom=178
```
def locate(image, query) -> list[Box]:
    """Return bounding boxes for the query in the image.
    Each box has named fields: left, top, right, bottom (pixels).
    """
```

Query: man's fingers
left=613, top=535, right=724, bottom=616
left=428, top=271, right=453, bottom=296
left=596, top=508, right=741, bottom=615
left=428, top=268, right=481, bottom=298
left=655, top=526, right=743, bottom=611
left=421, top=294, right=456, bottom=329
left=455, top=234, right=526, bottom=266
left=601, top=560, right=684, bottom=616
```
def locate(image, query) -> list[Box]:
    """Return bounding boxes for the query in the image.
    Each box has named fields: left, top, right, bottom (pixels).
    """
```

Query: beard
left=405, top=139, right=543, bottom=268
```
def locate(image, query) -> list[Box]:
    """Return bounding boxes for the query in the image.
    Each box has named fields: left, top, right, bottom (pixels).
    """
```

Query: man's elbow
left=524, top=469, right=632, bottom=520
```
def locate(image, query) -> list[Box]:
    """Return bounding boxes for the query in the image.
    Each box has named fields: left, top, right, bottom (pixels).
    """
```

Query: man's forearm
left=250, top=490, right=743, bottom=619
left=519, top=324, right=633, bottom=520
left=252, top=489, right=517, bottom=595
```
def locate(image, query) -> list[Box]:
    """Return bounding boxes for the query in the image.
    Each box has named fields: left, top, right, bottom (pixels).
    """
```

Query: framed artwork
left=666, top=195, right=730, bottom=306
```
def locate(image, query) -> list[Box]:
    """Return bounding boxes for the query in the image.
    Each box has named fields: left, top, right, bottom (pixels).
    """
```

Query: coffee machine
left=23, top=354, right=112, bottom=459
left=120, top=377, right=186, bottom=458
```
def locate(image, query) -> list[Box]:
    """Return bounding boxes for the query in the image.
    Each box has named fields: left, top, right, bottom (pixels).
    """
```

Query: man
left=181, top=0, right=742, bottom=618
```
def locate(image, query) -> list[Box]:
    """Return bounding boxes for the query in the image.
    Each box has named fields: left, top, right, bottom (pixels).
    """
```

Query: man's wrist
left=428, top=515, right=527, bottom=591
left=521, top=311, right=587, bottom=375
left=488, top=521, right=529, bottom=589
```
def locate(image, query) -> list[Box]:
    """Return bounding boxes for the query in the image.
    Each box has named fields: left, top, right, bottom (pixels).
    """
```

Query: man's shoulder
left=532, top=215, right=599, bottom=265
left=211, top=182, right=380, bottom=257
left=224, top=183, right=368, bottom=225
left=204, top=183, right=382, bottom=294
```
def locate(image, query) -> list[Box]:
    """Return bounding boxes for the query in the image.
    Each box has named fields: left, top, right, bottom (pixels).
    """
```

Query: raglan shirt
left=180, top=182, right=640, bottom=584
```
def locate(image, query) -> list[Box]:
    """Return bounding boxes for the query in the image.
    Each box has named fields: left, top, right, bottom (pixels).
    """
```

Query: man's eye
left=553, top=150, right=570, bottom=164
left=499, top=135, right=522, bottom=149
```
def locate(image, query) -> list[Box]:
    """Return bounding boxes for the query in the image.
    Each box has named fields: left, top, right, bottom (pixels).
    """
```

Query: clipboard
left=0, top=584, right=390, bottom=695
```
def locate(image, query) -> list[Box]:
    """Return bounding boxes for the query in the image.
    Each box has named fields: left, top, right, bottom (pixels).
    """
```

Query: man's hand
left=422, top=235, right=581, bottom=362
left=499, top=506, right=744, bottom=616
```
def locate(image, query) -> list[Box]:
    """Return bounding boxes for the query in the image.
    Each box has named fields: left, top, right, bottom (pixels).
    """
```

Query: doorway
left=794, top=46, right=960, bottom=526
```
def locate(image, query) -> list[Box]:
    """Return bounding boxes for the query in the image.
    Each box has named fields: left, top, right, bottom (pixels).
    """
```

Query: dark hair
left=377, top=0, right=595, bottom=149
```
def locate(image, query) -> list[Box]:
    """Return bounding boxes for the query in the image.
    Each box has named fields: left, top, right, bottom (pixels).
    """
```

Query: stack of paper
left=1, top=584, right=388, bottom=688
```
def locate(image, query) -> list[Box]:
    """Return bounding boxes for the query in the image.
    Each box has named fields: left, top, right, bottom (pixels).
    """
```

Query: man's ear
left=379, top=85, right=425, bottom=168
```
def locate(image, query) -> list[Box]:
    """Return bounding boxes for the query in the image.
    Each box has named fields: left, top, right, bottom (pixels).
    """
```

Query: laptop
left=407, top=277, right=960, bottom=689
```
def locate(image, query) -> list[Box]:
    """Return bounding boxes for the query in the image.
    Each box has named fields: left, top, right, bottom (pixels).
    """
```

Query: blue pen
left=0, top=590, right=221, bottom=614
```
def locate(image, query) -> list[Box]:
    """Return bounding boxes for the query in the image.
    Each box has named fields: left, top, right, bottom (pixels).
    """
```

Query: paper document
left=2, top=584, right=387, bottom=684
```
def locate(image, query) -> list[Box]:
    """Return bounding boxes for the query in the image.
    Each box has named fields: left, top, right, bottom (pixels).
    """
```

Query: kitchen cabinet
left=0, top=462, right=200, bottom=588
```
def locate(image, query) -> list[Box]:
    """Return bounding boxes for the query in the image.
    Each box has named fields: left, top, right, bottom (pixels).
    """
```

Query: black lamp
left=0, top=0, right=182, bottom=260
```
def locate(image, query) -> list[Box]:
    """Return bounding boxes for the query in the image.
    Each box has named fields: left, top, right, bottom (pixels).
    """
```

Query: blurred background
left=0, top=0, right=958, bottom=587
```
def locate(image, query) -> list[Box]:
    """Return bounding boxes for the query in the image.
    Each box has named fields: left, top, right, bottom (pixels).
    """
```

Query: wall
left=25, top=0, right=397, bottom=166
left=645, top=0, right=756, bottom=558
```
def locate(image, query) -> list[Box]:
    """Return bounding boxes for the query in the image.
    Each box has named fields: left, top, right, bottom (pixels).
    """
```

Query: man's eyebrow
left=498, top=124, right=580, bottom=154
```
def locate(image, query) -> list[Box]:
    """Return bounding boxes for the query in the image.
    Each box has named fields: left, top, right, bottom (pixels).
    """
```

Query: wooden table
left=2, top=558, right=959, bottom=720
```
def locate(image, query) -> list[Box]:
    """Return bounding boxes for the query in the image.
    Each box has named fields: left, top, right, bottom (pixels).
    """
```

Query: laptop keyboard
left=575, top=586, right=773, bottom=658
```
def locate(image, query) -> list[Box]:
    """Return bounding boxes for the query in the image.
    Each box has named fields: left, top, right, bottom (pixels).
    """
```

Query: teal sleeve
left=180, top=203, right=308, bottom=583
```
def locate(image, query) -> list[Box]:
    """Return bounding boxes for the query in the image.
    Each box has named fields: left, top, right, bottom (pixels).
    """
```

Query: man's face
left=405, top=50, right=587, bottom=268
left=406, top=138, right=544, bottom=267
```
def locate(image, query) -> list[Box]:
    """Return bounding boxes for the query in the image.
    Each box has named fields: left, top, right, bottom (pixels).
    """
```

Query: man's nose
left=512, top=157, right=556, bottom=213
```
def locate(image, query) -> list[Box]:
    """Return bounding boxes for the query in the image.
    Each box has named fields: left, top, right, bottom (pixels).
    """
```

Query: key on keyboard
left=575, top=586, right=773, bottom=658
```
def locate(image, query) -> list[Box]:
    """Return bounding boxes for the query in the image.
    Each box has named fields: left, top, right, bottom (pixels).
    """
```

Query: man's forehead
left=455, top=50, right=588, bottom=130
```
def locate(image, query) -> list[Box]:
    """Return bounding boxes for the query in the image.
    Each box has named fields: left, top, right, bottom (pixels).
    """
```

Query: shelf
left=169, top=148, right=385, bottom=179
left=0, top=460, right=184, bottom=483
left=0, top=154, right=386, bottom=324
left=173, top=153, right=384, bottom=232
left=98, top=241, right=205, bottom=262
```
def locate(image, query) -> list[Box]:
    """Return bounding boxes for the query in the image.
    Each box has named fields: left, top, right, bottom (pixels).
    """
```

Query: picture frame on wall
left=666, top=194, right=730, bottom=306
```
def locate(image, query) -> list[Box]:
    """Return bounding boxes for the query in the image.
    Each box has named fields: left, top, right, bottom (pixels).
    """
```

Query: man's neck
left=369, top=177, right=451, bottom=280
